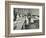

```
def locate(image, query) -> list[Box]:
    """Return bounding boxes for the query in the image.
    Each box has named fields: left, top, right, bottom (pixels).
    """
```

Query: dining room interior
left=13, top=8, right=39, bottom=30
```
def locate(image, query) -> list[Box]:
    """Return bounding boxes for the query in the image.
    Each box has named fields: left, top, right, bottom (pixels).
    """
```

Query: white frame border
left=10, top=5, right=42, bottom=33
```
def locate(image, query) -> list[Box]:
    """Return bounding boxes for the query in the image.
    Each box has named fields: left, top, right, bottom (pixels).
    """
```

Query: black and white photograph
left=5, top=1, right=45, bottom=37
left=10, top=5, right=43, bottom=34
left=13, top=8, right=39, bottom=30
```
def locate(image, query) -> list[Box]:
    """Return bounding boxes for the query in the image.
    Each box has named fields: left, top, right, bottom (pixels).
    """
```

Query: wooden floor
left=21, top=22, right=39, bottom=30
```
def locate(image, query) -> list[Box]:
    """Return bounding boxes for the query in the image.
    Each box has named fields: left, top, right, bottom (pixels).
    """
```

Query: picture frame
left=5, top=1, right=45, bottom=37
